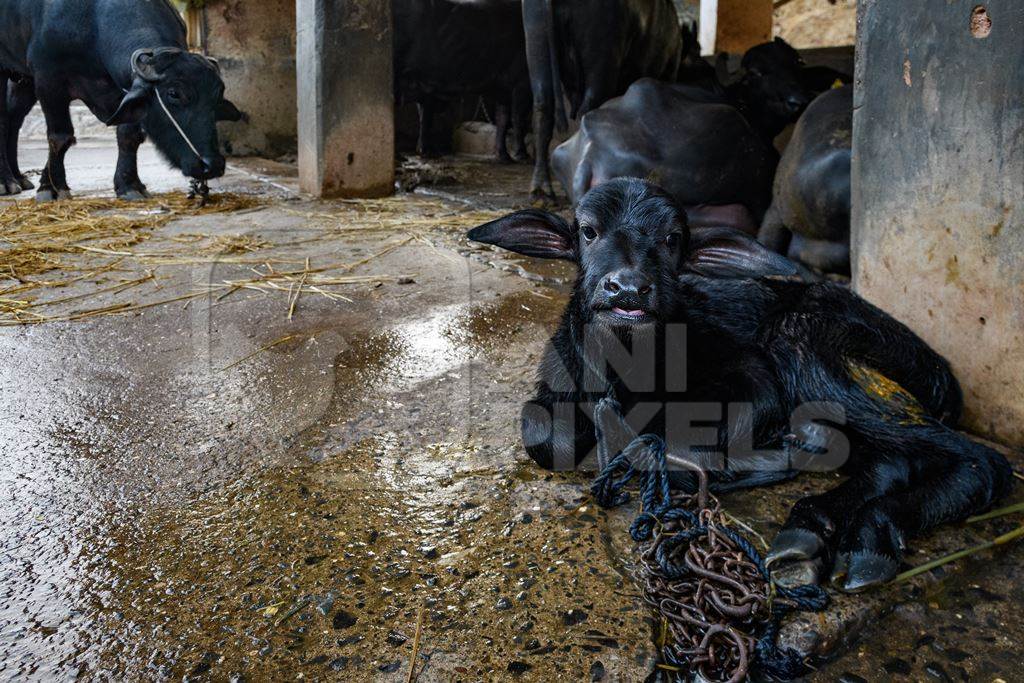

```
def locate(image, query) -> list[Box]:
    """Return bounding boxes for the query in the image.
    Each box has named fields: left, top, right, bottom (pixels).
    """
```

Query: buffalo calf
left=468, top=178, right=1010, bottom=592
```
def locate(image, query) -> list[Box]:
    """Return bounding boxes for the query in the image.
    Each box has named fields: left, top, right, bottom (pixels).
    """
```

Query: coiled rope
left=591, top=433, right=828, bottom=681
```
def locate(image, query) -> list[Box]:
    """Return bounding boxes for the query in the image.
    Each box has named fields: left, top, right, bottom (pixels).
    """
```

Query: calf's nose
left=603, top=271, right=653, bottom=298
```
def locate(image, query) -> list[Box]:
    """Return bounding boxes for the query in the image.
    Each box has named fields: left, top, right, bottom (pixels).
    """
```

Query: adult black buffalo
left=759, top=85, right=853, bottom=275
left=549, top=40, right=812, bottom=232
left=0, top=0, right=242, bottom=200
left=394, top=0, right=531, bottom=162
left=523, top=0, right=683, bottom=199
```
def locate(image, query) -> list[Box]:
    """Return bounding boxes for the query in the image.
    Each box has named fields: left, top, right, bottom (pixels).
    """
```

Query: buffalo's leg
left=510, top=86, right=530, bottom=162
left=6, top=77, right=37, bottom=191
left=829, top=426, right=1010, bottom=592
left=757, top=205, right=792, bottom=255
left=788, top=234, right=850, bottom=276
left=795, top=284, right=964, bottom=424
left=35, top=83, right=75, bottom=202
left=494, top=100, right=513, bottom=164
left=530, top=103, right=554, bottom=201
left=114, top=123, right=149, bottom=200
left=767, top=453, right=912, bottom=587
left=768, top=424, right=1011, bottom=592
left=592, top=397, right=637, bottom=472
left=416, top=99, right=439, bottom=158
left=0, top=76, right=22, bottom=195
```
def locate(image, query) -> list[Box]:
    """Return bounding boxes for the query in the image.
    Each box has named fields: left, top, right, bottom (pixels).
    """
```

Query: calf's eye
left=665, top=232, right=681, bottom=249
left=581, top=225, right=598, bottom=241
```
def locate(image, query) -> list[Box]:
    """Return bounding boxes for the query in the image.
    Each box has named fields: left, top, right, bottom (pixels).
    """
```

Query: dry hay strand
left=286, top=194, right=505, bottom=237
left=0, top=191, right=484, bottom=327
left=1, top=234, right=414, bottom=327
left=204, top=233, right=273, bottom=254
left=0, top=191, right=266, bottom=281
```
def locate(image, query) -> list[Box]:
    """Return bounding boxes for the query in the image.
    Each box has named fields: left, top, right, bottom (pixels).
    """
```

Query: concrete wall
left=774, top=0, right=856, bottom=48
left=199, top=0, right=298, bottom=158
left=297, top=0, right=394, bottom=198
left=715, top=0, right=773, bottom=54
left=852, top=0, right=1024, bottom=446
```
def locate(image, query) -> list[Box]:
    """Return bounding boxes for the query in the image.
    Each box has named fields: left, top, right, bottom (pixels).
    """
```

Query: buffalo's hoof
left=117, top=187, right=151, bottom=201
left=830, top=550, right=899, bottom=593
left=36, top=188, right=72, bottom=202
left=773, top=557, right=826, bottom=588
left=830, top=507, right=904, bottom=592
left=496, top=153, right=514, bottom=165
left=17, top=175, right=34, bottom=191
left=766, top=527, right=829, bottom=586
left=512, top=150, right=531, bottom=164
left=1, top=178, right=23, bottom=195
left=529, top=187, right=558, bottom=209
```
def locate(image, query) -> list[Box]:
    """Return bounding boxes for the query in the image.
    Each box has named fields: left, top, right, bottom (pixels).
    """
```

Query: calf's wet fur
left=468, top=177, right=1011, bottom=593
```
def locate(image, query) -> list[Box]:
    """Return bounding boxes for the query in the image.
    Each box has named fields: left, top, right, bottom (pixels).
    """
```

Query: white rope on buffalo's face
left=153, top=85, right=211, bottom=205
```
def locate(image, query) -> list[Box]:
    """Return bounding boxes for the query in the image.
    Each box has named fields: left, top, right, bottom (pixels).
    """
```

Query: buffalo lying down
left=760, top=85, right=853, bottom=275
left=468, top=178, right=1010, bottom=592
left=550, top=39, right=813, bottom=231
left=0, top=0, right=242, bottom=200
left=551, top=79, right=776, bottom=234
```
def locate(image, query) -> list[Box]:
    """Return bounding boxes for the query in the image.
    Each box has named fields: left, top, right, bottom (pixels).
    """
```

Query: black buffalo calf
left=468, top=178, right=1011, bottom=592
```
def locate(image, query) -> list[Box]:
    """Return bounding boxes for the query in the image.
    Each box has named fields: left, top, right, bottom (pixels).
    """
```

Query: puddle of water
left=87, top=435, right=652, bottom=680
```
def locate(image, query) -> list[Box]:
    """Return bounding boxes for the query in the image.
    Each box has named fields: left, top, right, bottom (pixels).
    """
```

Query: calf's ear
left=685, top=227, right=811, bottom=280
left=467, top=209, right=575, bottom=261
left=216, top=98, right=247, bottom=122
left=107, top=80, right=152, bottom=126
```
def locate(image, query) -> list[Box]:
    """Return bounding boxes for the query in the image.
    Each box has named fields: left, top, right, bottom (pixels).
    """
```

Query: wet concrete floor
left=1, top=138, right=1021, bottom=681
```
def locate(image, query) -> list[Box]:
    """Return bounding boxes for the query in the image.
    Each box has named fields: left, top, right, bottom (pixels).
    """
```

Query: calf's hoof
left=766, top=527, right=829, bottom=587
left=830, top=550, right=899, bottom=593
left=36, top=188, right=72, bottom=202
left=830, top=507, right=904, bottom=592
left=17, top=175, right=34, bottom=191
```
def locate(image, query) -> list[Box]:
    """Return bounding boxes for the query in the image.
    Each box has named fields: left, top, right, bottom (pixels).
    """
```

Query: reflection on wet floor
left=95, top=436, right=652, bottom=680
left=0, top=236, right=652, bottom=680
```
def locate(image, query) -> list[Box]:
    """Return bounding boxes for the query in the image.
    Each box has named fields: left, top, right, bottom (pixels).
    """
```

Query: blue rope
left=592, top=433, right=829, bottom=680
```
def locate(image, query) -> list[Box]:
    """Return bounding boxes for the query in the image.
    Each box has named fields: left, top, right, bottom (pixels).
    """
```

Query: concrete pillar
left=852, top=0, right=1024, bottom=446
left=197, top=0, right=298, bottom=158
left=701, top=0, right=773, bottom=55
left=296, top=0, right=394, bottom=198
